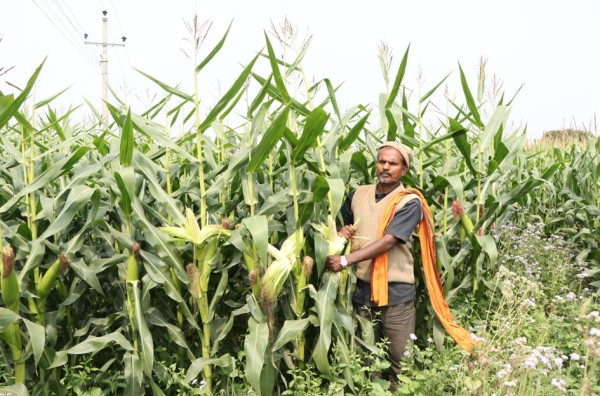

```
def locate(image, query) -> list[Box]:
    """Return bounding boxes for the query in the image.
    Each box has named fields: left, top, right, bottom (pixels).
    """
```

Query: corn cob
left=1, top=246, right=24, bottom=383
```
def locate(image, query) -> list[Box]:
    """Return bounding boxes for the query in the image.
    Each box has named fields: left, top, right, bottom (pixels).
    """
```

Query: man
left=326, top=141, right=421, bottom=385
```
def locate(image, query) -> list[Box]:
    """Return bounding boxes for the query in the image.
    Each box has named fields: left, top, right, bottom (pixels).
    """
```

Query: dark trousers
left=356, top=300, right=416, bottom=379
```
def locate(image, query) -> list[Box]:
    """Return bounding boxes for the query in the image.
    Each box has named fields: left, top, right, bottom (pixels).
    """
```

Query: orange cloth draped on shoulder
left=369, top=187, right=478, bottom=353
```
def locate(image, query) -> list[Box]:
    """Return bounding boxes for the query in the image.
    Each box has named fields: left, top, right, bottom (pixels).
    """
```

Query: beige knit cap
left=379, top=141, right=413, bottom=167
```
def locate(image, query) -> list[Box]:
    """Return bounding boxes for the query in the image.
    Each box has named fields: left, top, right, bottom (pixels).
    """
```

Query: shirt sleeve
left=338, top=190, right=355, bottom=227
left=385, top=198, right=422, bottom=243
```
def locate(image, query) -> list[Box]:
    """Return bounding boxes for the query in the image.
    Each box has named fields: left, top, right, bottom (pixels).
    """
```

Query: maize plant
left=0, top=18, right=597, bottom=395
left=160, top=208, right=231, bottom=392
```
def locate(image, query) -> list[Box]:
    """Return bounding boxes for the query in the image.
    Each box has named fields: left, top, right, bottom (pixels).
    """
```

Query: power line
left=52, top=0, right=100, bottom=62
left=30, top=0, right=99, bottom=68
left=108, top=0, right=137, bottom=97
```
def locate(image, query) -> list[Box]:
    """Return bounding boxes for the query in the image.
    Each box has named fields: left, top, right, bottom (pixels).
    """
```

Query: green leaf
left=67, top=331, right=133, bottom=354
left=264, top=32, right=290, bottom=103
left=132, top=283, right=154, bottom=375
left=339, top=112, right=369, bottom=151
left=247, top=105, right=290, bottom=173
left=185, top=354, right=232, bottom=383
left=327, top=178, right=345, bottom=217
left=449, top=118, right=478, bottom=176
left=272, top=318, right=311, bottom=351
left=244, top=318, right=269, bottom=393
left=458, top=64, right=483, bottom=128
left=385, top=45, right=410, bottom=108
left=0, top=58, right=46, bottom=129
left=119, top=109, right=134, bottom=167
left=311, top=272, right=339, bottom=377
left=311, top=176, right=330, bottom=203
left=140, top=252, right=183, bottom=303
left=69, top=258, right=104, bottom=295
left=323, top=78, right=342, bottom=123
left=0, top=384, right=29, bottom=396
left=420, top=73, right=451, bottom=103
left=23, top=317, right=45, bottom=367
left=257, top=190, right=293, bottom=216
left=0, top=147, right=90, bottom=214
left=146, top=309, right=189, bottom=350
left=385, top=108, right=398, bottom=141
left=196, top=21, right=232, bottom=73
left=242, top=215, right=269, bottom=266
left=114, top=171, right=133, bottom=219
left=131, top=200, right=187, bottom=284
left=0, top=307, right=20, bottom=331
left=132, top=153, right=185, bottom=225
left=200, top=54, right=259, bottom=132
left=135, top=69, right=194, bottom=102
left=39, top=185, right=95, bottom=240
left=291, top=108, right=329, bottom=162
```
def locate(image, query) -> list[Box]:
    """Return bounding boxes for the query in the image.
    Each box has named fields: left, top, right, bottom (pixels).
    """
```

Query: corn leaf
left=449, top=118, right=479, bottom=177
left=264, top=32, right=290, bottom=103
left=114, top=170, right=133, bottom=219
left=242, top=215, right=269, bottom=266
left=67, top=331, right=133, bottom=354
left=200, top=53, right=259, bottom=132
left=119, top=109, right=134, bottom=167
left=185, top=354, right=232, bottom=383
left=272, top=318, right=313, bottom=351
left=310, top=272, right=339, bottom=377
left=291, top=108, right=329, bottom=162
left=123, top=352, right=143, bottom=394
left=0, top=384, right=29, bottom=396
left=244, top=317, right=269, bottom=393
left=0, top=58, right=45, bottom=130
left=326, top=178, right=345, bottom=217
left=458, top=64, right=483, bottom=128
left=339, top=112, right=369, bottom=151
left=135, top=69, right=193, bottom=102
left=140, top=251, right=183, bottom=303
left=196, top=21, right=232, bottom=73
left=247, top=105, right=290, bottom=173
left=131, top=283, right=154, bottom=375
left=384, top=45, right=410, bottom=109
left=39, top=185, right=95, bottom=240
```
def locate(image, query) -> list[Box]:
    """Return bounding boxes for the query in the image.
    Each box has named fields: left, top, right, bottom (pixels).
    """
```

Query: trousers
left=356, top=300, right=416, bottom=379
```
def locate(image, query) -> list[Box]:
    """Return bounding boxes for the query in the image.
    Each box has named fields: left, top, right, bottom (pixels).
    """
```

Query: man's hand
left=326, top=255, right=344, bottom=272
left=338, top=225, right=357, bottom=240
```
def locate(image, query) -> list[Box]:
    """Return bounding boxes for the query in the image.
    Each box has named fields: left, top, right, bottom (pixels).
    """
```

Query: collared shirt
left=340, top=183, right=422, bottom=307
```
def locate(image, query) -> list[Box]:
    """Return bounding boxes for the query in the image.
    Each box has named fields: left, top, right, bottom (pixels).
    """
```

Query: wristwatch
left=340, top=256, right=348, bottom=269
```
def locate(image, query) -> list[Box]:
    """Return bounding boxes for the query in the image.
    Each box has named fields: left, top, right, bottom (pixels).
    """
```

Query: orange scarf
left=370, top=188, right=478, bottom=353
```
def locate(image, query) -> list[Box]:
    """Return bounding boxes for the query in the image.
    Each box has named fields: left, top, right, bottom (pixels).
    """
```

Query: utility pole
left=85, top=10, right=126, bottom=123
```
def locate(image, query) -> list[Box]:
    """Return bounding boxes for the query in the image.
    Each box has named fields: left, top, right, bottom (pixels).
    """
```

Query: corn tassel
left=1, top=246, right=24, bottom=383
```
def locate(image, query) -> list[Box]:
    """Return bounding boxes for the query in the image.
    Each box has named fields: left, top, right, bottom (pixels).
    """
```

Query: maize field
left=0, top=22, right=599, bottom=395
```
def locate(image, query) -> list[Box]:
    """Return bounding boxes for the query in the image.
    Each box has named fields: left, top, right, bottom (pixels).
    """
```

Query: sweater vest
left=350, top=184, right=418, bottom=284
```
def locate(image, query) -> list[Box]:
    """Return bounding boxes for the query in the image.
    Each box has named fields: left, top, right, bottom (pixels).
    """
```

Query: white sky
left=1, top=0, right=599, bottom=139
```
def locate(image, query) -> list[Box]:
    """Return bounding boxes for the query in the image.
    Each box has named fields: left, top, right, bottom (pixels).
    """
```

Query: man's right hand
left=338, top=225, right=357, bottom=240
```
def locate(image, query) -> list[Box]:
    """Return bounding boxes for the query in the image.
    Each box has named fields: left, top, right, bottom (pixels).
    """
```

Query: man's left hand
left=326, top=255, right=344, bottom=272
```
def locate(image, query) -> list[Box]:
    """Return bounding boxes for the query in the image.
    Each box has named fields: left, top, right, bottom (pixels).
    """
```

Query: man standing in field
left=326, top=141, right=421, bottom=388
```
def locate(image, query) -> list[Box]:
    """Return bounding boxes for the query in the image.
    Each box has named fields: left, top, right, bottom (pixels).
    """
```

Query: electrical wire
left=54, top=0, right=100, bottom=61
left=30, top=0, right=99, bottom=68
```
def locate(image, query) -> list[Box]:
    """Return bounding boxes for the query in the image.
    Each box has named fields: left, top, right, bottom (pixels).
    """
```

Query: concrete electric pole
left=84, top=10, right=126, bottom=123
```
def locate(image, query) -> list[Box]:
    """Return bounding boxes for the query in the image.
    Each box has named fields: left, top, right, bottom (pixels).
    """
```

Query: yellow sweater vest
left=351, top=184, right=419, bottom=284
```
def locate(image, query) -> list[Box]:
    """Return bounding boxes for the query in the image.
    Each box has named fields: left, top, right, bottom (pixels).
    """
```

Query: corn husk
left=312, top=215, right=347, bottom=255
left=261, top=229, right=303, bottom=302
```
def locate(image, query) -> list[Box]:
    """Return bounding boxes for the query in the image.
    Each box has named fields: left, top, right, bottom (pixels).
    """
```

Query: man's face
left=376, top=147, right=407, bottom=186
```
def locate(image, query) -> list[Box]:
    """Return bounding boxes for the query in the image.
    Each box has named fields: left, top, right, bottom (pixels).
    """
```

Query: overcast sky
left=1, top=0, right=599, bottom=139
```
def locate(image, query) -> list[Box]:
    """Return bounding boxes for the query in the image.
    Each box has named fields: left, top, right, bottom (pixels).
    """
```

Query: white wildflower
left=569, top=352, right=580, bottom=361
